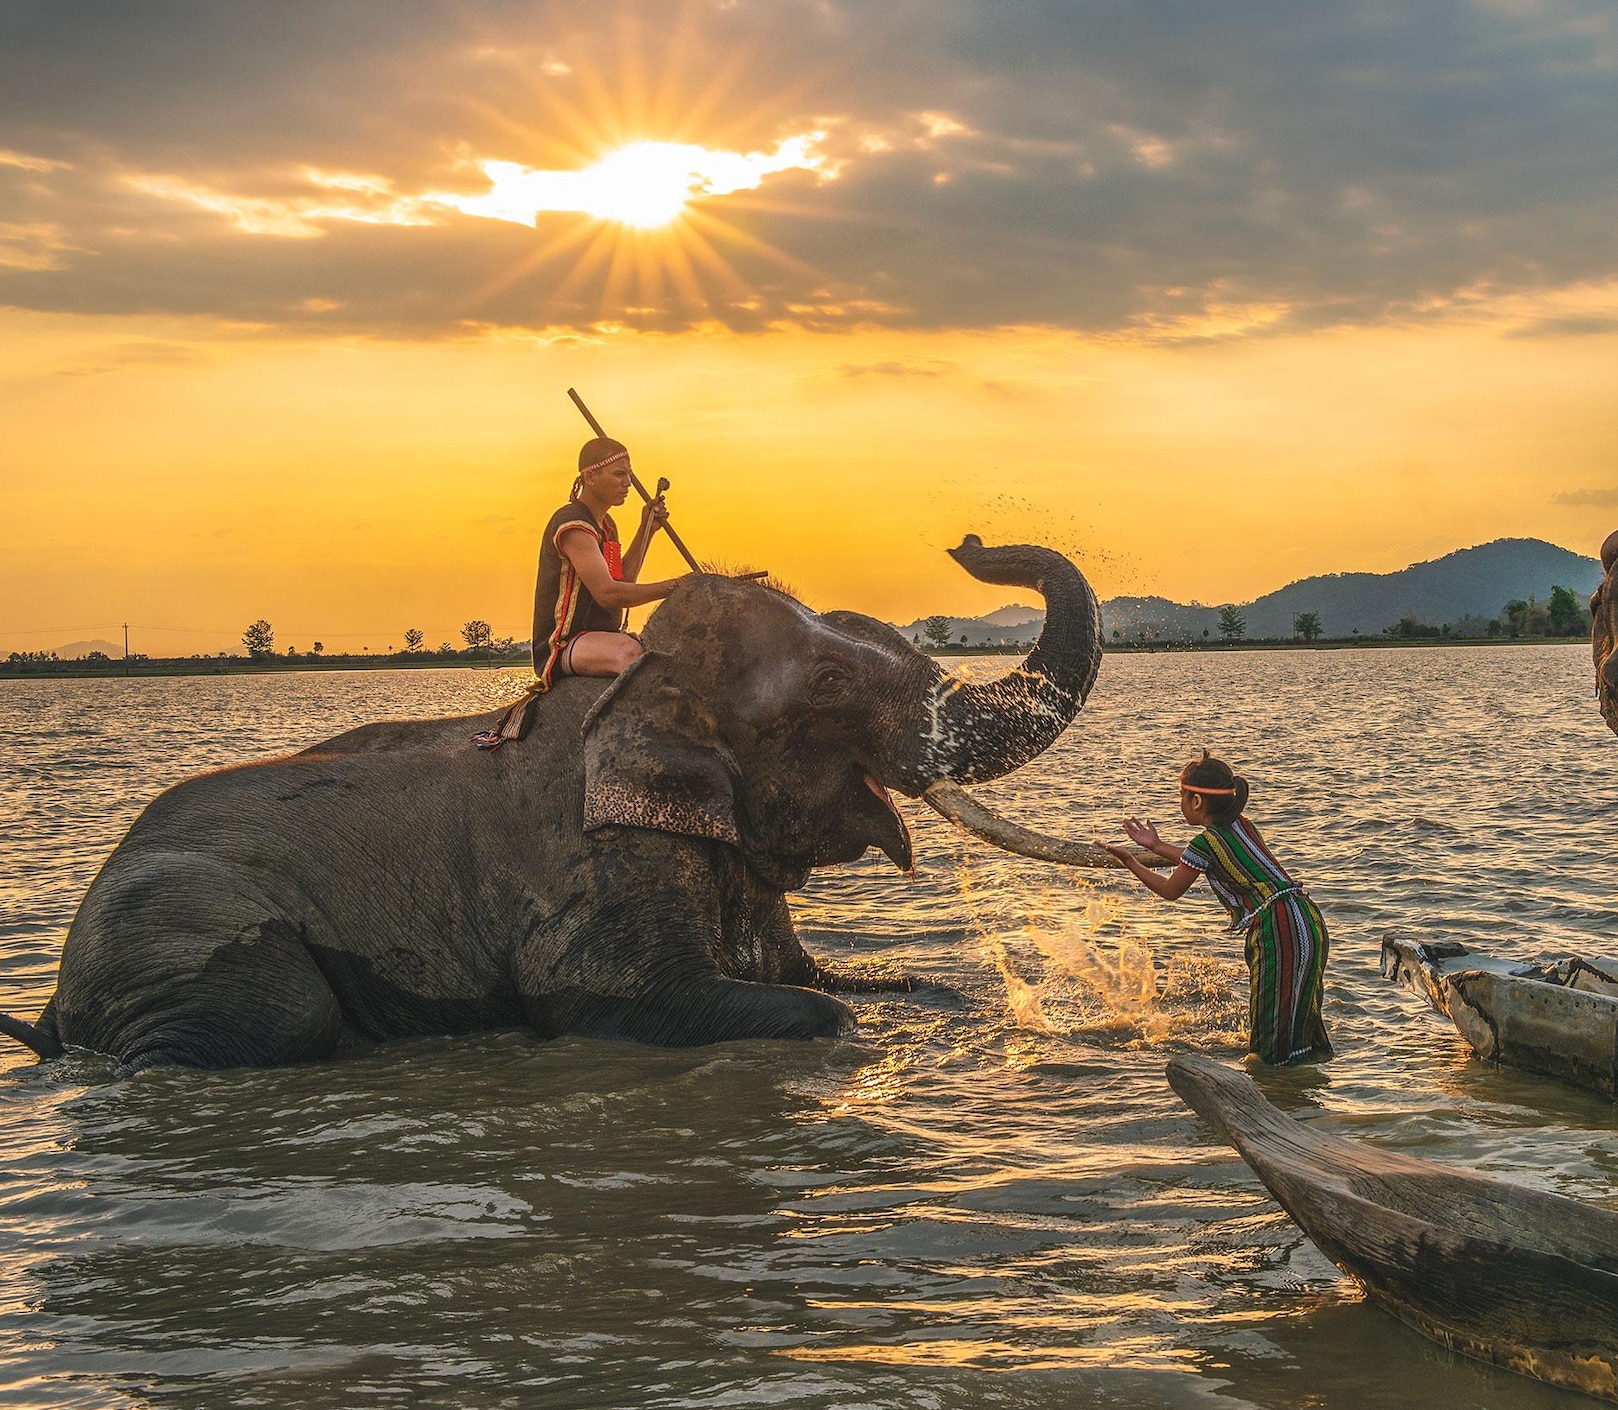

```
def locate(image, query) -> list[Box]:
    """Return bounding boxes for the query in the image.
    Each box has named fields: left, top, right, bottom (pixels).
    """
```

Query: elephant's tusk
left=921, top=778, right=1175, bottom=869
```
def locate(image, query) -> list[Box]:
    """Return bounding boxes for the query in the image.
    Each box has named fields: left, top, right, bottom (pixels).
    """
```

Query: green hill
left=1239, top=538, right=1600, bottom=638
left=905, top=539, right=1602, bottom=643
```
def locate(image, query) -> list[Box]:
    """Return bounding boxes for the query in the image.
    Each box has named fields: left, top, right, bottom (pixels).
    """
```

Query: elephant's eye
left=1592, top=588, right=1603, bottom=620
left=809, top=662, right=852, bottom=702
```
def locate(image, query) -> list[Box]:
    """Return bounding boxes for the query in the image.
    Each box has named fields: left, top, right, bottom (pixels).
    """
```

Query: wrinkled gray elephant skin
left=1593, top=528, right=1618, bottom=737
left=2, top=537, right=1103, bottom=1071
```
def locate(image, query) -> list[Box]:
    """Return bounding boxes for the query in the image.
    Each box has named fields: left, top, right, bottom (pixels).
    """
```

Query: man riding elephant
left=534, top=435, right=682, bottom=687
left=1, top=536, right=1107, bottom=1071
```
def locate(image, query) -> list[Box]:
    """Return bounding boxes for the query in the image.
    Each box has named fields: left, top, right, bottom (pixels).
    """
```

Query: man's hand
left=640, top=493, right=669, bottom=535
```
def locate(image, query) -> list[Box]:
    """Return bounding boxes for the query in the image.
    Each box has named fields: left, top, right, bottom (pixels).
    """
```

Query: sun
left=414, top=35, right=843, bottom=323
left=423, top=129, right=837, bottom=325
left=573, top=142, right=716, bottom=227
left=431, top=135, right=831, bottom=231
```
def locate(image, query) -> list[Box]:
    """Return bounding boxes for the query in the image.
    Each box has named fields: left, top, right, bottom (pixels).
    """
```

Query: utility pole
left=123, top=622, right=129, bottom=676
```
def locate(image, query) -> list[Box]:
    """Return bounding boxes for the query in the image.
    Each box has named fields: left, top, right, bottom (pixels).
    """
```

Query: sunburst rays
left=439, top=15, right=842, bottom=327
left=121, top=8, right=849, bottom=329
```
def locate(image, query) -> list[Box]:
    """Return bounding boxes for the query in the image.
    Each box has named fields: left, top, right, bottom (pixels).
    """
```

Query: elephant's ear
left=582, top=651, right=740, bottom=844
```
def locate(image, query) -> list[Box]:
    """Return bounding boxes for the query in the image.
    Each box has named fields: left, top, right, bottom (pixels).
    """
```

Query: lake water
left=2, top=646, right=1615, bottom=1410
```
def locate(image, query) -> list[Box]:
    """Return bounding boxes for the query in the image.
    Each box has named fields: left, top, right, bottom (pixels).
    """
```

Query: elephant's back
left=305, top=677, right=611, bottom=757
left=304, top=714, right=489, bottom=756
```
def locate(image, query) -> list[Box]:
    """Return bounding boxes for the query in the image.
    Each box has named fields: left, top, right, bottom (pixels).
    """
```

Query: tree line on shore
left=1105, top=585, right=1589, bottom=646
left=5, top=587, right=1592, bottom=674
left=3, top=618, right=532, bottom=671
left=234, top=618, right=528, bottom=662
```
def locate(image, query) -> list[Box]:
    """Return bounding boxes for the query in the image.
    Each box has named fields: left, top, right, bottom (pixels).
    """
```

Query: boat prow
left=1381, top=933, right=1618, bottom=1097
left=1167, top=1052, right=1618, bottom=1402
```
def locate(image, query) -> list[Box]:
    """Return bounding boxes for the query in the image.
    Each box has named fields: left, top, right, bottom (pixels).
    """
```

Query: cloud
left=832, top=359, right=950, bottom=379
left=0, top=219, right=76, bottom=270
left=52, top=339, right=212, bottom=377
left=1553, top=487, right=1618, bottom=506
left=1506, top=314, right=1618, bottom=338
left=0, top=148, right=70, bottom=172
left=125, top=168, right=443, bottom=238
left=1, top=0, right=1616, bottom=336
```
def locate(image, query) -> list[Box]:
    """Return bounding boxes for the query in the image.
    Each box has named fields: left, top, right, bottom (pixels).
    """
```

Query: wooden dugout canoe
left=1381, top=934, right=1618, bottom=1098
left=1166, top=1053, right=1618, bottom=1401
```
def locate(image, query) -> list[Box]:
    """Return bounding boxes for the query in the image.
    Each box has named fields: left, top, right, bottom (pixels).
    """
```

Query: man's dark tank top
left=532, top=502, right=624, bottom=682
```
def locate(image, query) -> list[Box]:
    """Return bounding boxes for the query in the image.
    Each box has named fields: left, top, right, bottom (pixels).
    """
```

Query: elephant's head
left=1593, top=528, right=1618, bottom=736
left=580, top=537, right=1103, bottom=889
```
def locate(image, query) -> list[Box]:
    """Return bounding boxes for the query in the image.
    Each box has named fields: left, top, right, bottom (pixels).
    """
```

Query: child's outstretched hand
left=1121, top=817, right=1161, bottom=850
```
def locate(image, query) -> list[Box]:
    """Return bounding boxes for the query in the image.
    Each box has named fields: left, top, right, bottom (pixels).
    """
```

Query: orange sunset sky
left=3, top=2, right=1617, bottom=656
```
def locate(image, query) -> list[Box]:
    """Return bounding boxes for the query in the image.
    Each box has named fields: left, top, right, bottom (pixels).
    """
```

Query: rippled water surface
left=3, top=648, right=1616, bottom=1409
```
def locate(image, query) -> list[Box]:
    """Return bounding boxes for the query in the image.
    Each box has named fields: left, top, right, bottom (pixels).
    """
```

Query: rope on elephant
left=472, top=683, right=544, bottom=751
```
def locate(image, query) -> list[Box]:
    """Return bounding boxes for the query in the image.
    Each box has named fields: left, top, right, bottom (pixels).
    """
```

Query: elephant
left=1592, top=528, right=1618, bottom=736
left=0, top=537, right=1104, bottom=1071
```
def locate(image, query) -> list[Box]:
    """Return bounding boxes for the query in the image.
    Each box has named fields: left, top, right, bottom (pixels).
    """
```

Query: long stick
left=566, top=387, right=703, bottom=573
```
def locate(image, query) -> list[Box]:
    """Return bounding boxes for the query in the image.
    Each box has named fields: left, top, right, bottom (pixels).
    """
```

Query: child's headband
left=1182, top=783, right=1237, bottom=796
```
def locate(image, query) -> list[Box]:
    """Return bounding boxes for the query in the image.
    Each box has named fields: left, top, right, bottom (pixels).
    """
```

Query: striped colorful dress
left=1180, top=818, right=1332, bottom=1065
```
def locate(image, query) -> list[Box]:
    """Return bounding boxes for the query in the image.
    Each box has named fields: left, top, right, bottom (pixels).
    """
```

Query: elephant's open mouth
left=861, top=771, right=914, bottom=872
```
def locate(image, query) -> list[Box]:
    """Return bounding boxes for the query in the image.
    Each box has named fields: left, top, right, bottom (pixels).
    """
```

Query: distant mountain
left=52, top=638, right=123, bottom=659
left=898, top=539, right=1601, bottom=644
left=978, top=603, right=1043, bottom=628
left=893, top=602, right=1045, bottom=646
left=1096, top=596, right=1217, bottom=640
left=1234, top=538, right=1600, bottom=639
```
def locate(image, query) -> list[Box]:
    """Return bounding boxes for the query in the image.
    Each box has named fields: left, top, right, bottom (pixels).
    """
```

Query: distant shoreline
left=0, top=656, right=529, bottom=681
left=0, top=634, right=1587, bottom=681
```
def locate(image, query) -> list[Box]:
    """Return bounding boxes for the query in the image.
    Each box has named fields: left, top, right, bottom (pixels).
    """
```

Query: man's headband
left=582, top=449, right=630, bottom=473
left=1182, top=782, right=1238, bottom=796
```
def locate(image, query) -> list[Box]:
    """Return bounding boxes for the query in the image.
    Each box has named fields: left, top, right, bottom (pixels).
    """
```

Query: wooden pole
left=566, top=387, right=703, bottom=574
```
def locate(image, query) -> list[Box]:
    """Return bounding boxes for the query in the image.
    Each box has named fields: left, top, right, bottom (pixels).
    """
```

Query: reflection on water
left=2, top=648, right=1618, bottom=1408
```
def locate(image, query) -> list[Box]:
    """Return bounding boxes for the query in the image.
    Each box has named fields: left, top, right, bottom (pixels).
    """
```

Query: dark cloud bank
left=1, top=0, right=1615, bottom=337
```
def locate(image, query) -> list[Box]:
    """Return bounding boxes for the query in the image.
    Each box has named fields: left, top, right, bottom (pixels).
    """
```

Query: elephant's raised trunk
left=886, top=536, right=1102, bottom=793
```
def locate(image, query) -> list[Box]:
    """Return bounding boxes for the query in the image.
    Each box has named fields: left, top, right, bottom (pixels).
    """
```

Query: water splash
left=959, top=861, right=1246, bottom=1050
left=989, top=937, right=1053, bottom=1032
left=1033, top=903, right=1164, bottom=1033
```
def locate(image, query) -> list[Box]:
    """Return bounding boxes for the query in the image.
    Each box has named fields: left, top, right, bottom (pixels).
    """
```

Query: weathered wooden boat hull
left=1167, top=1053, right=1618, bottom=1402
left=1381, top=934, right=1618, bottom=1098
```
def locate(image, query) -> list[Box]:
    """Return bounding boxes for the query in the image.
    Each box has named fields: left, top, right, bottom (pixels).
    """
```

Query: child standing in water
left=1101, top=751, right=1331, bottom=1065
